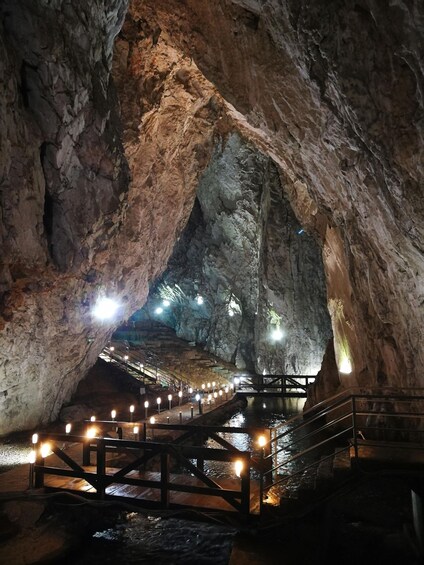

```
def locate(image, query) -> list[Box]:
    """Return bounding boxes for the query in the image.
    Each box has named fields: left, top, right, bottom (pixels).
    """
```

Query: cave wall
left=0, top=0, right=423, bottom=433
left=142, top=133, right=332, bottom=375
left=0, top=0, right=231, bottom=434
left=134, top=0, right=424, bottom=395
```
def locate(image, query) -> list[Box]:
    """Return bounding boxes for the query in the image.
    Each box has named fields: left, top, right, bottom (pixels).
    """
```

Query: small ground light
left=65, top=424, right=72, bottom=434
left=40, top=443, right=51, bottom=458
left=133, top=426, right=139, bottom=435
left=196, top=295, right=204, bottom=305
left=110, top=346, right=115, bottom=352
left=234, top=460, right=244, bottom=478
left=257, top=435, right=267, bottom=448
left=178, top=390, right=183, bottom=405
left=144, top=400, right=149, bottom=419
left=149, top=416, right=156, bottom=424
left=124, top=354, right=129, bottom=360
left=90, top=415, right=96, bottom=422
left=86, top=427, right=97, bottom=439
left=111, top=410, right=116, bottom=420
left=157, top=397, right=161, bottom=413
left=168, top=394, right=172, bottom=410
left=28, top=449, right=36, bottom=464
left=31, top=433, right=38, bottom=444
left=130, top=405, right=135, bottom=421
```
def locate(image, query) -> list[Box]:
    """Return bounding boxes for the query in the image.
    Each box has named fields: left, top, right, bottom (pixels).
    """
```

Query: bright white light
left=271, top=328, right=284, bottom=341
left=144, top=401, right=149, bottom=408
left=92, top=297, right=119, bottom=321
left=65, top=424, right=72, bottom=434
left=234, top=459, right=244, bottom=478
left=110, top=346, right=115, bottom=352
left=195, top=394, right=200, bottom=401
left=86, top=427, right=97, bottom=439
left=339, top=355, right=352, bottom=375
left=189, top=387, right=193, bottom=394
left=178, top=391, right=183, bottom=398
left=133, top=426, right=139, bottom=435
left=31, top=433, right=38, bottom=445
left=111, top=410, right=116, bottom=420
left=228, top=310, right=234, bottom=317
left=28, top=449, right=36, bottom=464
left=130, top=405, right=135, bottom=414
left=150, top=416, right=156, bottom=424
left=163, top=299, right=170, bottom=307
left=196, top=295, right=204, bottom=305
left=168, top=394, right=172, bottom=401
left=257, top=435, right=267, bottom=448
left=156, top=397, right=161, bottom=405
left=90, top=415, right=96, bottom=422
left=124, top=355, right=129, bottom=361
left=40, top=443, right=52, bottom=458
left=155, top=307, right=163, bottom=315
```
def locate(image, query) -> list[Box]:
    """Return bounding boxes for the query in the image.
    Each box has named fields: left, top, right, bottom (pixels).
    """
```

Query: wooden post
left=160, top=449, right=169, bottom=508
left=97, top=439, right=106, bottom=499
left=83, top=439, right=91, bottom=466
left=197, top=431, right=204, bottom=472
left=240, top=455, right=250, bottom=515
left=34, top=450, right=44, bottom=488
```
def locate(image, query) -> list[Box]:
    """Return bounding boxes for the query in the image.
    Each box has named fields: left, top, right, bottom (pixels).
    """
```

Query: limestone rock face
left=0, top=1, right=228, bottom=434
left=0, top=0, right=423, bottom=434
left=135, top=0, right=424, bottom=395
left=143, top=133, right=332, bottom=374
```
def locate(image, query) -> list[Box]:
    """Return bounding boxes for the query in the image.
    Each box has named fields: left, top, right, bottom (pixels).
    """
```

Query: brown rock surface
left=0, top=0, right=423, bottom=434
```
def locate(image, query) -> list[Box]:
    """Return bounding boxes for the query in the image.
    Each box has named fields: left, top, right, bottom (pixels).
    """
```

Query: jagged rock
left=0, top=0, right=423, bottom=434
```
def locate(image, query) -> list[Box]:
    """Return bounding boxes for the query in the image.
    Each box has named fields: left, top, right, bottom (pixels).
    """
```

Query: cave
left=0, top=0, right=423, bottom=563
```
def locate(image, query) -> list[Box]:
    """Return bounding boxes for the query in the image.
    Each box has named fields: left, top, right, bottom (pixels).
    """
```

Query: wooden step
left=333, top=447, right=351, bottom=475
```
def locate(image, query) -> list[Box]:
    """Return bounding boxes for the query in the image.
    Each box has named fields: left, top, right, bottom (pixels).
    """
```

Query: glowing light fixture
left=28, top=449, right=36, bottom=464
left=90, top=415, right=96, bottom=422
left=130, top=405, right=135, bottom=414
left=92, top=297, right=119, bottom=321
left=110, top=346, right=115, bottom=352
left=155, top=306, right=163, bottom=315
left=31, top=433, right=39, bottom=445
left=149, top=416, right=156, bottom=424
left=271, top=328, right=284, bottom=341
left=257, top=435, right=267, bottom=448
left=111, top=409, right=116, bottom=421
left=86, top=427, right=97, bottom=439
left=65, top=424, right=72, bottom=434
left=133, top=425, right=139, bottom=435
left=124, top=354, right=129, bottom=361
left=234, top=459, right=244, bottom=478
left=40, top=443, right=52, bottom=458
left=196, top=295, right=204, bottom=305
left=339, top=355, right=352, bottom=375
left=163, top=299, right=171, bottom=307
left=228, top=310, right=234, bottom=317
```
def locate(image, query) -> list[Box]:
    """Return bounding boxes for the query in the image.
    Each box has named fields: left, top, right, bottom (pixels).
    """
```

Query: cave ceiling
left=0, top=0, right=422, bottom=433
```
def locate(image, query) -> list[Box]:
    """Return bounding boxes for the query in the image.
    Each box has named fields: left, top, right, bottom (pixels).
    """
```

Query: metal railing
left=261, top=388, right=424, bottom=509
left=100, top=345, right=191, bottom=390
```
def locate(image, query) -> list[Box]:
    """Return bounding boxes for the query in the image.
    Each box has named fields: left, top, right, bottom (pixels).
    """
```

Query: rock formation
left=142, top=133, right=332, bottom=375
left=0, top=0, right=422, bottom=433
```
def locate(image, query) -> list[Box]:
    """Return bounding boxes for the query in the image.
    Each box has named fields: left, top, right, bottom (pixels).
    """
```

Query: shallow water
left=66, top=513, right=235, bottom=565
left=63, top=396, right=304, bottom=564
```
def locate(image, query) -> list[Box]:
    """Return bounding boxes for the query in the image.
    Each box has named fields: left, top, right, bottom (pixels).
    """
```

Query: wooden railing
left=236, top=375, right=315, bottom=396
left=33, top=432, right=253, bottom=514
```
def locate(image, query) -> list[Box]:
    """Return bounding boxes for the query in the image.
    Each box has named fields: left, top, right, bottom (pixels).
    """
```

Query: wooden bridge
left=235, top=374, right=315, bottom=397
left=30, top=422, right=272, bottom=519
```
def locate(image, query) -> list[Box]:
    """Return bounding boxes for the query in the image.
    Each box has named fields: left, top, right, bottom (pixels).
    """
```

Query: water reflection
left=202, top=396, right=305, bottom=478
